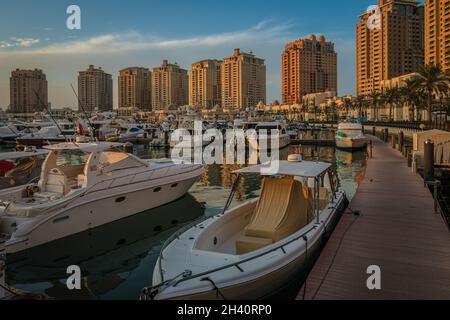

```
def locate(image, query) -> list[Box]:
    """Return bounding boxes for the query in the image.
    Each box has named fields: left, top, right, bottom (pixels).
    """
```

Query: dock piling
left=424, top=139, right=435, bottom=182
left=0, top=255, right=5, bottom=300
left=398, top=131, right=404, bottom=152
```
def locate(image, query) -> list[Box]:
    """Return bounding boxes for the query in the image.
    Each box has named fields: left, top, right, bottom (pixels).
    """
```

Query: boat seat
left=243, top=177, right=309, bottom=243
left=44, top=168, right=68, bottom=195
left=236, top=236, right=273, bottom=255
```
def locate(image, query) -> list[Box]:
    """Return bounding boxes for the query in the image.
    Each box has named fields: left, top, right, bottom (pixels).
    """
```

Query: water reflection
left=7, top=194, right=204, bottom=299
left=5, top=144, right=366, bottom=300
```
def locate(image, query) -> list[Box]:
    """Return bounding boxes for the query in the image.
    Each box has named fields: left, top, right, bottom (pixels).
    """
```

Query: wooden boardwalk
left=298, top=136, right=450, bottom=300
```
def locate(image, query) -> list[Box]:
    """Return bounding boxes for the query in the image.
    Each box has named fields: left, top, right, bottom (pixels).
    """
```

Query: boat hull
left=150, top=192, right=347, bottom=300
left=335, top=137, right=368, bottom=150
left=1, top=167, right=203, bottom=254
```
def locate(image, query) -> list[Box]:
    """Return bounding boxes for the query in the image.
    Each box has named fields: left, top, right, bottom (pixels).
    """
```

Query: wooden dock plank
left=298, top=136, right=450, bottom=300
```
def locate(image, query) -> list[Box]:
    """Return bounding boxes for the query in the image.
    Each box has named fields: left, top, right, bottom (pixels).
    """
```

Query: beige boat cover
left=245, top=177, right=310, bottom=242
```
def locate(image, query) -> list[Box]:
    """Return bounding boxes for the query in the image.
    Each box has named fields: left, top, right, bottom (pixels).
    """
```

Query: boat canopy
left=44, top=142, right=124, bottom=153
left=0, top=150, right=49, bottom=161
left=234, top=160, right=331, bottom=178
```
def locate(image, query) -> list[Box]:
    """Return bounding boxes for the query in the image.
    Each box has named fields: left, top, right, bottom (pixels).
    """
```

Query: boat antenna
left=70, top=83, right=96, bottom=141
left=32, top=89, right=77, bottom=146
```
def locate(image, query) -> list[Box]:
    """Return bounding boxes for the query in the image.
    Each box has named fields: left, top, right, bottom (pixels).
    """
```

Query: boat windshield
left=56, top=149, right=89, bottom=167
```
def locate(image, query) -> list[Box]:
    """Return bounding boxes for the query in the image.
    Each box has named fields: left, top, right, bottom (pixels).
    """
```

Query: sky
left=0, top=0, right=412, bottom=109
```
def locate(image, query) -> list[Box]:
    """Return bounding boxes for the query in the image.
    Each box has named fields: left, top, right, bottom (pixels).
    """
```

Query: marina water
left=4, top=144, right=366, bottom=300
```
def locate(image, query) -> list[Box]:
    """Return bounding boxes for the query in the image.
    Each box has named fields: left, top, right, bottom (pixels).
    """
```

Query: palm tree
left=342, top=97, right=352, bottom=118
left=399, top=79, right=425, bottom=122
left=354, top=95, right=367, bottom=119
left=410, top=64, right=450, bottom=124
left=369, top=91, right=381, bottom=121
left=383, top=87, right=402, bottom=121
left=329, top=100, right=337, bottom=121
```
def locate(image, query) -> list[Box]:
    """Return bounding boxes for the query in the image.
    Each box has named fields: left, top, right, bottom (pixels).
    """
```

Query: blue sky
left=0, top=0, right=420, bottom=109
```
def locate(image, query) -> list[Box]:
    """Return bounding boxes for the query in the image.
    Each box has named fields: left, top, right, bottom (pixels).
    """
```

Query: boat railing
left=151, top=185, right=345, bottom=291
left=2, top=164, right=200, bottom=217
left=151, top=222, right=320, bottom=291
left=157, top=215, right=213, bottom=282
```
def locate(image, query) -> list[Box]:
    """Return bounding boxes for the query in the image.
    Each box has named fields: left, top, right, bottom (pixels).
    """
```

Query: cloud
left=0, top=37, right=41, bottom=48
left=0, top=42, right=13, bottom=48
left=0, top=21, right=294, bottom=55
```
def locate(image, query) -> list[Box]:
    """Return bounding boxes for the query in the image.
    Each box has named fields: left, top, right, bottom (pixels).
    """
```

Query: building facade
left=152, top=60, right=189, bottom=111
left=78, top=65, right=113, bottom=112
left=282, top=35, right=337, bottom=105
left=9, top=69, right=48, bottom=113
left=189, top=60, right=222, bottom=108
left=425, top=0, right=450, bottom=73
left=356, top=0, right=424, bottom=96
left=221, top=49, right=266, bottom=110
left=118, top=67, right=152, bottom=111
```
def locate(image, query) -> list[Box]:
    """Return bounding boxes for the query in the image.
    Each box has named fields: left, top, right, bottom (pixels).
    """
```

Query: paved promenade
left=298, top=136, right=450, bottom=300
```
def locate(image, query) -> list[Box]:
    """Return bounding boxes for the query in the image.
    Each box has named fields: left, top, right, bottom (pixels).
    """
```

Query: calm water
left=5, top=144, right=367, bottom=300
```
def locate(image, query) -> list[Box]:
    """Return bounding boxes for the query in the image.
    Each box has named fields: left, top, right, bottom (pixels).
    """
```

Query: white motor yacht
left=142, top=159, right=347, bottom=300
left=0, top=142, right=203, bottom=254
left=246, top=122, right=291, bottom=151
left=335, top=122, right=368, bottom=150
left=16, top=126, right=75, bottom=146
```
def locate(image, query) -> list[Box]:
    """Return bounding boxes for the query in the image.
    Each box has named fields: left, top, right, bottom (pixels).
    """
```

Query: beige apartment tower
left=425, top=0, right=450, bottom=73
left=356, top=0, right=424, bottom=96
left=78, top=65, right=113, bottom=112
left=189, top=60, right=222, bottom=108
left=282, top=35, right=337, bottom=105
left=221, top=49, right=266, bottom=110
left=10, top=69, right=48, bottom=113
left=152, top=60, right=188, bottom=111
left=118, top=67, right=152, bottom=111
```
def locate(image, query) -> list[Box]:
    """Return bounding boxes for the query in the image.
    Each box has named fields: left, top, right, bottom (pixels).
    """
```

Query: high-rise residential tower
left=189, top=60, right=222, bottom=108
left=425, top=0, right=450, bottom=72
left=118, top=67, right=152, bottom=111
left=9, top=69, right=48, bottom=113
left=221, top=49, right=266, bottom=110
left=282, top=35, right=337, bottom=105
left=152, top=60, right=188, bottom=111
left=78, top=65, right=113, bottom=112
left=356, top=0, right=424, bottom=96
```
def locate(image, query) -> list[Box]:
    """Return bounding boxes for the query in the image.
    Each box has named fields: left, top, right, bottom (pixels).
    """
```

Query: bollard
left=424, top=139, right=435, bottom=182
left=372, top=126, right=376, bottom=137
left=407, top=150, right=412, bottom=167
left=384, top=128, right=389, bottom=142
left=123, top=142, right=134, bottom=154
left=0, top=255, right=5, bottom=299
left=398, top=131, right=404, bottom=152
left=369, top=139, right=373, bottom=158
left=164, top=131, right=169, bottom=147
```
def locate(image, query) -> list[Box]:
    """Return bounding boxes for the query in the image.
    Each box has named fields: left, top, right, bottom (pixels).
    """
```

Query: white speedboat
left=335, top=122, right=368, bottom=150
left=170, top=129, right=213, bottom=149
left=0, top=142, right=204, bottom=254
left=120, top=126, right=145, bottom=140
left=16, top=126, right=75, bottom=146
left=246, top=122, right=291, bottom=151
left=142, top=159, right=347, bottom=300
left=0, top=125, right=23, bottom=143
